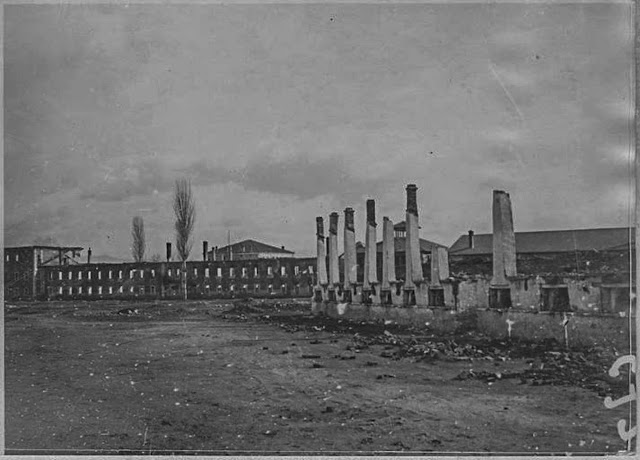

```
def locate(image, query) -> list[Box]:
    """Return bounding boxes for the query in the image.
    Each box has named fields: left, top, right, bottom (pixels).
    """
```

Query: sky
left=4, top=2, right=634, bottom=261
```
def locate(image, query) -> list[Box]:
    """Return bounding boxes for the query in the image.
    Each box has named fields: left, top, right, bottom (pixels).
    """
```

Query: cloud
left=241, top=155, right=361, bottom=201
left=79, top=158, right=173, bottom=202
left=181, top=153, right=390, bottom=203
left=4, top=3, right=633, bottom=259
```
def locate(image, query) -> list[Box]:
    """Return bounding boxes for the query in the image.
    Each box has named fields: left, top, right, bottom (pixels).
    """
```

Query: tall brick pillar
left=343, top=207, right=357, bottom=302
left=436, top=246, right=450, bottom=280
left=328, top=212, right=340, bottom=301
left=381, top=217, right=396, bottom=304
left=429, top=245, right=446, bottom=307
left=363, top=199, right=378, bottom=303
left=316, top=217, right=328, bottom=289
left=404, top=184, right=423, bottom=305
left=430, top=246, right=442, bottom=288
left=489, top=190, right=515, bottom=309
left=502, top=194, right=517, bottom=278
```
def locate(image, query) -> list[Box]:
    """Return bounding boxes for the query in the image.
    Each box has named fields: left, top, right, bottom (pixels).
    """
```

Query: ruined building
left=4, top=246, right=83, bottom=300
left=449, top=225, right=633, bottom=313
left=313, top=184, right=451, bottom=309
left=312, top=186, right=633, bottom=318
left=5, top=240, right=316, bottom=301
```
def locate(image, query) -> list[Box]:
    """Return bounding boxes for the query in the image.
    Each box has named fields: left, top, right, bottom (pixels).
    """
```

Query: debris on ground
left=219, top=299, right=627, bottom=397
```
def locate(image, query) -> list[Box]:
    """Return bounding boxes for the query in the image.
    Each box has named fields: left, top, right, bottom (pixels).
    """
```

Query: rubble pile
left=221, top=299, right=311, bottom=322
left=453, top=348, right=625, bottom=397
left=348, top=328, right=626, bottom=396
left=351, top=331, right=492, bottom=362
left=261, top=314, right=409, bottom=336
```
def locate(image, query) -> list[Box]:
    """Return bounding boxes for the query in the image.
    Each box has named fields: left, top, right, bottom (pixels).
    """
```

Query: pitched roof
left=449, top=227, right=633, bottom=256
left=392, top=221, right=421, bottom=231
left=394, top=221, right=406, bottom=231
left=216, top=239, right=294, bottom=255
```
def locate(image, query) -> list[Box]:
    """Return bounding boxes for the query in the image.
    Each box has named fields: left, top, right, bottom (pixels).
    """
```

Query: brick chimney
left=468, top=230, right=474, bottom=249
left=406, top=184, right=418, bottom=216
left=166, top=242, right=172, bottom=262
left=203, top=241, right=208, bottom=261
left=87, top=247, right=92, bottom=264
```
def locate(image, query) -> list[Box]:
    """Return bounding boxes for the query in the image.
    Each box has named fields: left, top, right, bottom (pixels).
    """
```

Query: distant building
left=339, top=221, right=447, bottom=283
left=209, top=239, right=295, bottom=261
left=449, top=227, right=632, bottom=276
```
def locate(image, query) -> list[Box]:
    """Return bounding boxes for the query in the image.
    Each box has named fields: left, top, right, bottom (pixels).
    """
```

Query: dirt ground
left=4, top=299, right=633, bottom=454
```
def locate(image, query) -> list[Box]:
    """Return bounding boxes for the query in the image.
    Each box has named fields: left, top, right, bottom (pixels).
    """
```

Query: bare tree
left=173, top=178, right=196, bottom=299
left=150, top=253, right=162, bottom=263
left=131, top=216, right=146, bottom=262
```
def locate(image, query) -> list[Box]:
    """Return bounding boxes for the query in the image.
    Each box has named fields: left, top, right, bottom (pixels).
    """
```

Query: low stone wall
left=311, top=301, right=460, bottom=334
left=450, top=275, right=622, bottom=314
left=476, top=309, right=630, bottom=350
left=311, top=301, right=632, bottom=351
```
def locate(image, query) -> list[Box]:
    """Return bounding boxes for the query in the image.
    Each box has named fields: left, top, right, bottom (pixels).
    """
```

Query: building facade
left=6, top=254, right=316, bottom=301
left=4, top=246, right=83, bottom=300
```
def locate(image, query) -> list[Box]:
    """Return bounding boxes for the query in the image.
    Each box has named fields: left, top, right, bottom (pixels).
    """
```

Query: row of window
left=8, top=272, right=30, bottom=281
left=6, top=287, right=30, bottom=296
left=47, top=283, right=293, bottom=296
left=48, top=265, right=314, bottom=281
left=6, top=253, right=21, bottom=262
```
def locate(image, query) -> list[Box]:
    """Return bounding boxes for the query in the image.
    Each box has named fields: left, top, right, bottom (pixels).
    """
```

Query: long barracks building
left=4, top=244, right=316, bottom=302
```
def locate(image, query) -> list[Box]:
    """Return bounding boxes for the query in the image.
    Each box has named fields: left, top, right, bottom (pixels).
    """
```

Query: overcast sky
left=4, top=2, right=634, bottom=260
